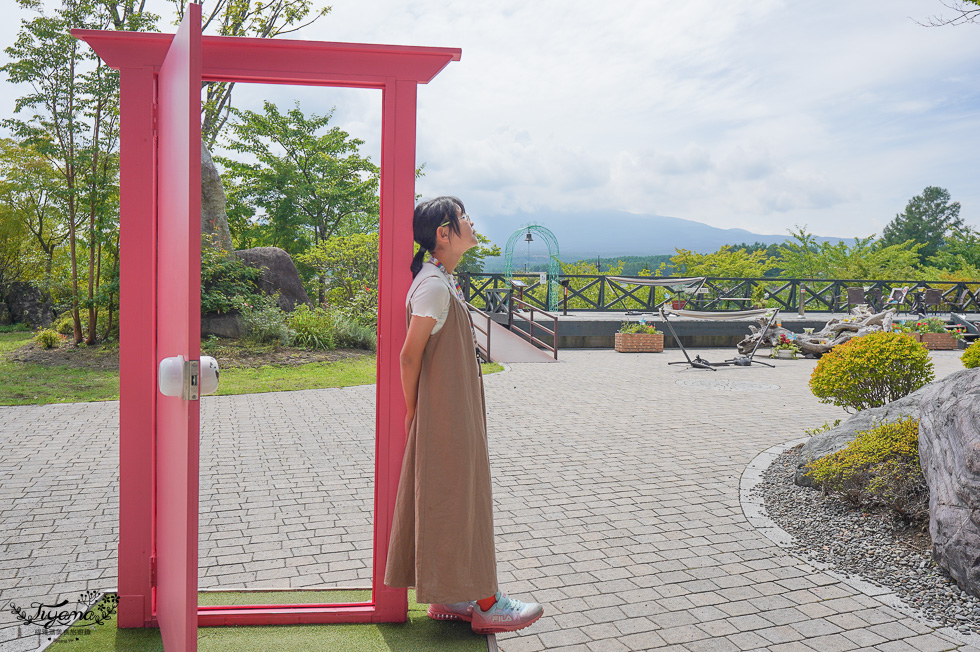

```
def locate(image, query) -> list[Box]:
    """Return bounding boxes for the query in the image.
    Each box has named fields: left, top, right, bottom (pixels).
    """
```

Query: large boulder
left=1, top=281, right=55, bottom=329
left=918, top=368, right=980, bottom=596
left=795, top=387, right=927, bottom=487
left=201, top=140, right=235, bottom=255
left=233, top=247, right=312, bottom=313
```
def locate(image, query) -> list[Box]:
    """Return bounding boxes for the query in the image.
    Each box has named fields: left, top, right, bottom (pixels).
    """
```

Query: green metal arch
left=503, top=224, right=561, bottom=312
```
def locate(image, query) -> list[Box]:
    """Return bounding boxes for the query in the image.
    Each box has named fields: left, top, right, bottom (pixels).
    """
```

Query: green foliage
left=295, top=231, right=378, bottom=318
left=33, top=327, right=64, bottom=349
left=769, top=333, right=802, bottom=358
left=777, top=226, right=922, bottom=280
left=557, top=259, right=638, bottom=309
left=216, top=100, right=379, bottom=253
left=237, top=291, right=295, bottom=347
left=286, top=304, right=336, bottom=350
left=668, top=245, right=777, bottom=278
left=804, top=418, right=927, bottom=521
left=457, top=231, right=502, bottom=274
left=804, top=419, right=842, bottom=437
left=52, top=307, right=120, bottom=341
left=618, top=321, right=659, bottom=334
left=809, top=332, right=934, bottom=412
left=962, top=340, right=980, bottom=369
left=882, top=186, right=963, bottom=262
left=200, top=233, right=265, bottom=316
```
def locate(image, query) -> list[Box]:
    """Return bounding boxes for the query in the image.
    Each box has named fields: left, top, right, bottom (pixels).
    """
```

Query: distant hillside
left=476, top=210, right=845, bottom=272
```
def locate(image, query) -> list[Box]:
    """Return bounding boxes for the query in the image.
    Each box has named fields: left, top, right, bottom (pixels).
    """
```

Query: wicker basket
left=615, top=332, right=664, bottom=353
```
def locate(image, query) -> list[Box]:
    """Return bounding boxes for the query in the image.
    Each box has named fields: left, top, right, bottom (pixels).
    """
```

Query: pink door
left=154, top=3, right=202, bottom=651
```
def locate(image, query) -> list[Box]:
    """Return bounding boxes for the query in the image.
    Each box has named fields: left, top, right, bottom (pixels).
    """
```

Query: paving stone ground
left=0, top=348, right=974, bottom=652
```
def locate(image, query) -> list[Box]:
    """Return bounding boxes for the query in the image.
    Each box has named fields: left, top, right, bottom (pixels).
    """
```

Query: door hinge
left=151, top=101, right=158, bottom=138
left=149, top=554, right=157, bottom=587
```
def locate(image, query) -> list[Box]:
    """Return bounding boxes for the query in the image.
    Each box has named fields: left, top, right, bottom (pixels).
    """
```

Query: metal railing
left=465, top=301, right=493, bottom=363
left=460, top=273, right=980, bottom=314
left=508, top=297, right=559, bottom=360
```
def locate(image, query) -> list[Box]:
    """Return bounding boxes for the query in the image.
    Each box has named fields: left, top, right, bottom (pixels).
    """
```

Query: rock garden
left=754, top=327, right=980, bottom=634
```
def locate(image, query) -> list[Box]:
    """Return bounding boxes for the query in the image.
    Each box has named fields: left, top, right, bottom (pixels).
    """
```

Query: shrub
left=287, top=304, right=336, bottom=351
left=963, top=340, right=980, bottom=369
left=804, top=418, right=927, bottom=521
left=200, top=233, right=265, bottom=316
left=329, top=311, right=376, bottom=351
left=34, top=328, right=64, bottom=349
left=238, top=291, right=295, bottom=347
left=52, top=308, right=121, bottom=341
left=618, top=320, right=659, bottom=334
left=809, top=332, right=934, bottom=412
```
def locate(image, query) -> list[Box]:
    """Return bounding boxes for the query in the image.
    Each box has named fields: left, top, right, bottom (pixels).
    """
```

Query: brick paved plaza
left=0, top=348, right=975, bottom=651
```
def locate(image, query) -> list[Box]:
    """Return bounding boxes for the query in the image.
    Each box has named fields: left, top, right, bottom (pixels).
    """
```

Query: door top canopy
left=70, top=29, right=461, bottom=88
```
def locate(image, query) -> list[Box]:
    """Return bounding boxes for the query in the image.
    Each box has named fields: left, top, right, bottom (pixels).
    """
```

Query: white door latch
left=158, top=355, right=219, bottom=400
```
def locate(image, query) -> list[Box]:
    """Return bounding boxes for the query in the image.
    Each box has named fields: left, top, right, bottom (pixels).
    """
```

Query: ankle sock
left=476, top=595, right=497, bottom=611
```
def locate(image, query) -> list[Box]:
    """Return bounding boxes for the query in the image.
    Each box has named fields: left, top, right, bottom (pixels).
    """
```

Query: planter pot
left=919, top=332, right=957, bottom=350
left=671, top=300, right=687, bottom=310
left=615, top=332, right=664, bottom=353
left=776, top=349, right=796, bottom=359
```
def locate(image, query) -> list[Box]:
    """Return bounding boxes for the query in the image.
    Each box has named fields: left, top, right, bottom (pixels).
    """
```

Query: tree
left=215, top=100, right=380, bottom=263
left=881, top=186, right=963, bottom=262
left=915, top=0, right=980, bottom=26
left=164, top=0, right=332, bottom=149
left=295, top=231, right=378, bottom=309
left=667, top=245, right=777, bottom=278
left=1, top=0, right=130, bottom=344
left=457, top=233, right=501, bottom=274
left=777, top=226, right=922, bottom=280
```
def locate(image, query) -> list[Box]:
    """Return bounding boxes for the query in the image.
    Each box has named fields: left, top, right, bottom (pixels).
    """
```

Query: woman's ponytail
left=410, top=245, right=428, bottom=278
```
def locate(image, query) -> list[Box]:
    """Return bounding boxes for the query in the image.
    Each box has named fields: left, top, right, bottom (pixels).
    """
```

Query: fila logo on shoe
left=490, top=614, right=515, bottom=623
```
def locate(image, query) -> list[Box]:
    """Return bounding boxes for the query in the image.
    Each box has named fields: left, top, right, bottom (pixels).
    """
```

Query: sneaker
left=427, top=600, right=475, bottom=622
left=470, top=591, right=544, bottom=634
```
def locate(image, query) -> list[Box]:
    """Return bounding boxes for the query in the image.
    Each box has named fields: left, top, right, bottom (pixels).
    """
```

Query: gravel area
left=755, top=442, right=980, bottom=636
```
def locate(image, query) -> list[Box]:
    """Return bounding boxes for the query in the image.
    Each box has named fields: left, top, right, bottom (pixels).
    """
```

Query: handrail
left=510, top=297, right=559, bottom=360
left=459, top=273, right=980, bottom=313
left=465, top=301, right=493, bottom=363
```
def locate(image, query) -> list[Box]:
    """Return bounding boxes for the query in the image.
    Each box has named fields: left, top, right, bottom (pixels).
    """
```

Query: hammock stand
left=659, top=306, right=780, bottom=370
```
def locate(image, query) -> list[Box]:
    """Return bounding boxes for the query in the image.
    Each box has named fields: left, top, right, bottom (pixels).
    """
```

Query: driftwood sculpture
left=736, top=306, right=896, bottom=356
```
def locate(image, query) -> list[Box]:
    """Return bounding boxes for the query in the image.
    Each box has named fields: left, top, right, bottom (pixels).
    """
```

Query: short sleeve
left=410, top=276, right=451, bottom=321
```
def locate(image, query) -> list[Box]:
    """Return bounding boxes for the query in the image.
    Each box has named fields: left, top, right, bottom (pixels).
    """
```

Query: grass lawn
left=46, top=590, right=488, bottom=651
left=0, top=328, right=503, bottom=406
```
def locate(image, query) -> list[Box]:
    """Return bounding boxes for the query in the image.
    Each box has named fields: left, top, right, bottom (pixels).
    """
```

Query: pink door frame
left=71, top=11, right=460, bottom=633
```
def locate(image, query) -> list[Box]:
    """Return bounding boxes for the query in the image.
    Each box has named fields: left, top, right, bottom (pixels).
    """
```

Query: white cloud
left=2, top=0, right=978, bottom=240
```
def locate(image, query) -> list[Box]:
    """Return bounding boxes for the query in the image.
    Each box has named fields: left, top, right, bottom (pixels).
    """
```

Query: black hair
left=410, top=196, right=465, bottom=278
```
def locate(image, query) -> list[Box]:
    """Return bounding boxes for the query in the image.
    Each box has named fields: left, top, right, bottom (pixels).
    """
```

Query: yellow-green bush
left=963, top=340, right=980, bottom=369
left=33, top=327, right=64, bottom=349
left=804, top=417, right=926, bottom=521
left=809, top=332, right=934, bottom=412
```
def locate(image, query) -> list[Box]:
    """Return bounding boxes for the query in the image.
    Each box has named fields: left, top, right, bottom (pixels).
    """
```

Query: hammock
left=662, top=308, right=772, bottom=320
left=606, top=276, right=705, bottom=289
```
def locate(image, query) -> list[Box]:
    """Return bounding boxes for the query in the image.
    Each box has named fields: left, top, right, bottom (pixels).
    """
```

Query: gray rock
left=201, top=313, right=244, bottom=338
left=233, top=247, right=312, bottom=313
left=919, top=368, right=980, bottom=597
left=1, top=281, right=55, bottom=329
left=201, top=140, right=235, bottom=256
left=795, top=387, right=925, bottom=486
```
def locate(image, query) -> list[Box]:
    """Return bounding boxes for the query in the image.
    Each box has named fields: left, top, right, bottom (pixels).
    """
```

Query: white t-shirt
left=407, top=262, right=460, bottom=335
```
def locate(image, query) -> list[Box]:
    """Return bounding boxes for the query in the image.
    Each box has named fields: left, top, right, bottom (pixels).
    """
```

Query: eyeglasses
left=440, top=213, right=472, bottom=227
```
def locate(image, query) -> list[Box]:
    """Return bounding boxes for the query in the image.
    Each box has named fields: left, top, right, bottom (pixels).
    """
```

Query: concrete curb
left=740, top=437, right=980, bottom=650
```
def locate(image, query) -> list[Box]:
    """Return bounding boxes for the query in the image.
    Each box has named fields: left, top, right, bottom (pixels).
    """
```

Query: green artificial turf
left=49, top=590, right=488, bottom=651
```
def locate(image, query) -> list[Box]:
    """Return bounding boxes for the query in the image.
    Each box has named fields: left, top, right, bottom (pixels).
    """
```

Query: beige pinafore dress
left=383, top=280, right=499, bottom=604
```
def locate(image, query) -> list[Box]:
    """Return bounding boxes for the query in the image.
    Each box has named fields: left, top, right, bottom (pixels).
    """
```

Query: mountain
left=475, top=210, right=844, bottom=267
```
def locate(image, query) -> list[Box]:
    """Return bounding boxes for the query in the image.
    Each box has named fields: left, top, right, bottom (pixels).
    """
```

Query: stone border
left=739, top=437, right=980, bottom=649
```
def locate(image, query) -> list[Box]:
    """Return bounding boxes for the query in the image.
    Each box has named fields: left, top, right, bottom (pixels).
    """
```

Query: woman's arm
left=400, top=314, right=437, bottom=436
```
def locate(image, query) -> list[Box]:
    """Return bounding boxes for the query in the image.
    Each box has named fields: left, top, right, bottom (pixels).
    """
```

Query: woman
left=383, top=196, right=545, bottom=635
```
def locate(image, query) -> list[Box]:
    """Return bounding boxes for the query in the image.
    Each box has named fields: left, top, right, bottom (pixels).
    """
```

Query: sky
left=1, top=0, right=979, bottom=241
